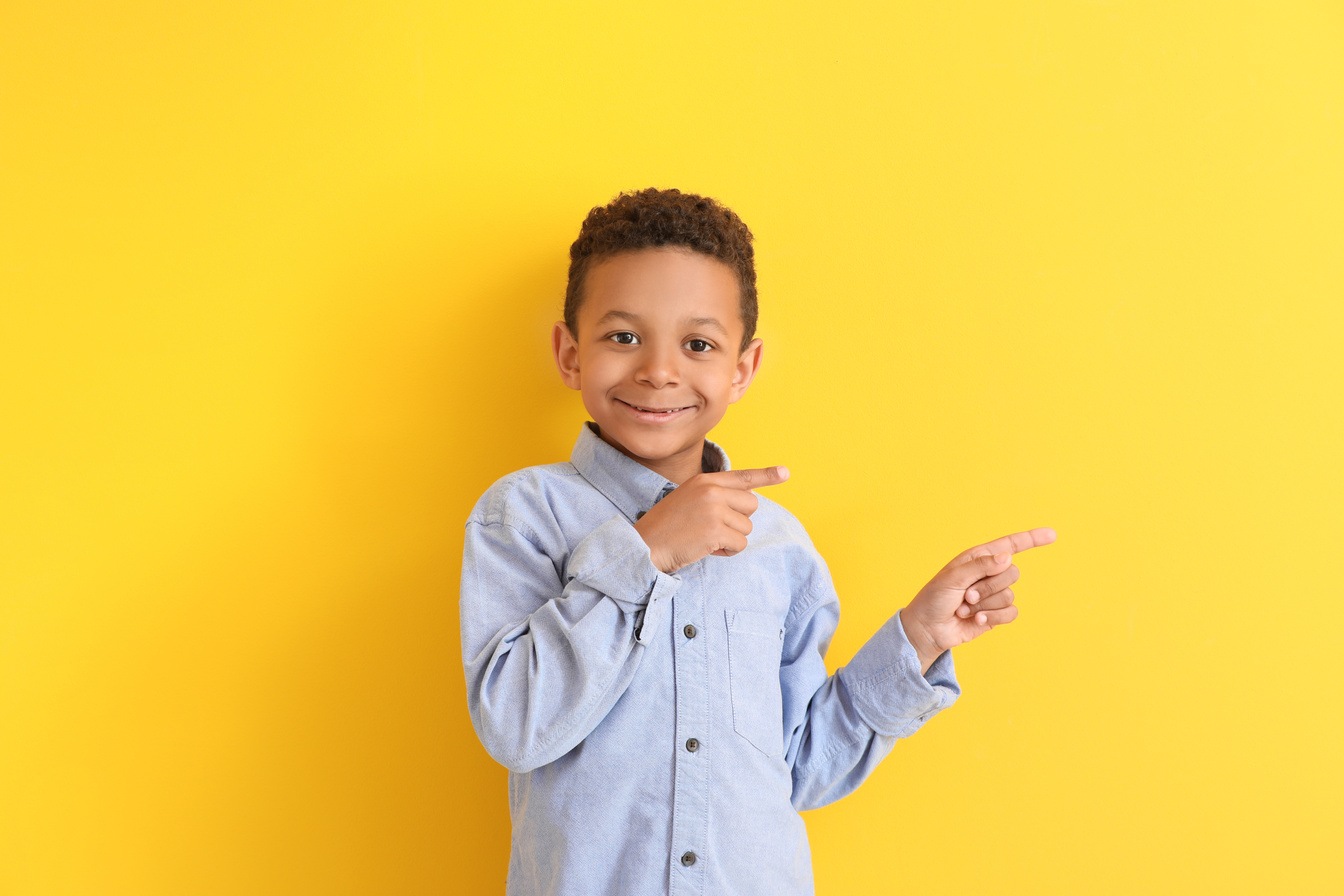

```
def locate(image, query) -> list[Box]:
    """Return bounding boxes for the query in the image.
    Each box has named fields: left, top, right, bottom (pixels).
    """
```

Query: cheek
left=578, top=354, right=622, bottom=390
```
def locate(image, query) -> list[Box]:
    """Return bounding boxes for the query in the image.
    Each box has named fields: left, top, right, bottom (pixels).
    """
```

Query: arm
left=460, top=514, right=679, bottom=772
left=784, top=527, right=1056, bottom=810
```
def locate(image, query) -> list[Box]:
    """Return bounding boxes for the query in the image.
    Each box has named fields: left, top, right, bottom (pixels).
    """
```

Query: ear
left=552, top=321, right=582, bottom=390
left=728, top=337, right=763, bottom=403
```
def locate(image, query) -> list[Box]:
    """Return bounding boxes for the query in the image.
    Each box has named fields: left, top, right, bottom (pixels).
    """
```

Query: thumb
left=943, top=551, right=1012, bottom=590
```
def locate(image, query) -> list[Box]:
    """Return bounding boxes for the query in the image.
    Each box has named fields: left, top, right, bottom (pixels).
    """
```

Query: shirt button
left=680, top=851, right=697, bottom=867
left=685, top=738, right=699, bottom=753
left=683, top=624, right=697, bottom=639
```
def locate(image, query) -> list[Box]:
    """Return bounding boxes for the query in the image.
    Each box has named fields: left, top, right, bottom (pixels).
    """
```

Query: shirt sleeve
left=781, top=576, right=960, bottom=811
left=461, top=514, right=681, bottom=773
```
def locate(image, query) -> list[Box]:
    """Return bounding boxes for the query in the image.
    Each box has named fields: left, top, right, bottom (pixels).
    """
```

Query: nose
left=635, top=342, right=680, bottom=388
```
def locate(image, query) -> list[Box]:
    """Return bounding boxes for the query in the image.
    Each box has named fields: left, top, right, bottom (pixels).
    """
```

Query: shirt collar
left=570, top=422, right=730, bottom=521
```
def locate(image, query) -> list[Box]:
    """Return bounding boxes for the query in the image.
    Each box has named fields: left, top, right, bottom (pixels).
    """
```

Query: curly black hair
left=564, top=188, right=758, bottom=352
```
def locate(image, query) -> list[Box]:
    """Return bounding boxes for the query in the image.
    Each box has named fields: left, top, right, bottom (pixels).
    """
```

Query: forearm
left=787, top=609, right=959, bottom=810
left=464, top=584, right=650, bottom=771
left=788, top=674, right=899, bottom=810
left=461, top=517, right=679, bottom=771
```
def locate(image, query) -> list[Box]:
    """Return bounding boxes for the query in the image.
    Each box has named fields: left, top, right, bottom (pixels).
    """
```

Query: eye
left=685, top=339, right=713, bottom=353
left=608, top=331, right=639, bottom=345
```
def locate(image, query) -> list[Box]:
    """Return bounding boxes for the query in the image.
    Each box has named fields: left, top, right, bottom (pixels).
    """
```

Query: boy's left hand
left=899, top=528, right=1057, bottom=674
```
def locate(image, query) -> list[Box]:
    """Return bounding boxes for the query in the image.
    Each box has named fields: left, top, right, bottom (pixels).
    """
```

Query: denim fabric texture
left=461, top=424, right=960, bottom=896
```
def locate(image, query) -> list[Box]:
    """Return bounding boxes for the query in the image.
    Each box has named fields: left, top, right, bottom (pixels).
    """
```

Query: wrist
left=650, top=550, right=678, bottom=575
left=899, top=608, right=943, bottom=675
left=633, top=518, right=676, bottom=574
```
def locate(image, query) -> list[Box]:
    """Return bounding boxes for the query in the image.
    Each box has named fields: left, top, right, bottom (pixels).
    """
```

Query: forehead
left=579, top=248, right=743, bottom=332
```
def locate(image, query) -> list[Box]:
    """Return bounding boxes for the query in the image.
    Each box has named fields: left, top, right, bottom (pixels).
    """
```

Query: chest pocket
left=725, top=609, right=785, bottom=757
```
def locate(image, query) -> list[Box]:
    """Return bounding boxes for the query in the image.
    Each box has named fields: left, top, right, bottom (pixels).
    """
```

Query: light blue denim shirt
left=461, top=424, right=959, bottom=896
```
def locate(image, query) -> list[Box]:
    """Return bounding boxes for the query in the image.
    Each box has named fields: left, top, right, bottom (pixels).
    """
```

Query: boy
left=460, top=188, right=1054, bottom=895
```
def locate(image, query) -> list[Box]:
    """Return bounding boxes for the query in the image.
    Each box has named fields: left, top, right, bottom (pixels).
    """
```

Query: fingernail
left=967, top=589, right=980, bottom=605
left=995, top=552, right=1012, bottom=565
left=957, top=605, right=970, bottom=617
left=776, top=466, right=790, bottom=479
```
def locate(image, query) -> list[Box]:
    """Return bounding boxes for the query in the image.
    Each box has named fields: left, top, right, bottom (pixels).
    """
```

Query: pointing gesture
left=634, top=466, right=790, bottom=574
left=899, top=528, right=1057, bottom=673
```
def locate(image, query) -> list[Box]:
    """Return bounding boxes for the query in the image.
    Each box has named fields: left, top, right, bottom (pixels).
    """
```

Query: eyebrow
left=687, top=316, right=730, bottom=335
left=593, top=310, right=730, bottom=335
left=593, top=310, right=642, bottom=328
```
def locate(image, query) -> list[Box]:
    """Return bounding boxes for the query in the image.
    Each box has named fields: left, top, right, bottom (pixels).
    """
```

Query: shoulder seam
left=465, top=517, right=547, bottom=551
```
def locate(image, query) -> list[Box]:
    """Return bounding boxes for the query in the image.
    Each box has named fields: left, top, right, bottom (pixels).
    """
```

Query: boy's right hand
left=633, top=467, right=790, bottom=574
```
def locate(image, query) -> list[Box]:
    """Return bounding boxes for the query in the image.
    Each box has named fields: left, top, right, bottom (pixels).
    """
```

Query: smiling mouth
left=618, top=400, right=692, bottom=415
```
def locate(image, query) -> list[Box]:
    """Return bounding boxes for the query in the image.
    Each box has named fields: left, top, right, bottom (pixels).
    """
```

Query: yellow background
left=3, top=2, right=1341, bottom=893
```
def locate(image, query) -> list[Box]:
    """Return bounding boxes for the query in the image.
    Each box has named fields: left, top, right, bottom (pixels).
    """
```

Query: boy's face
left=552, top=248, right=763, bottom=484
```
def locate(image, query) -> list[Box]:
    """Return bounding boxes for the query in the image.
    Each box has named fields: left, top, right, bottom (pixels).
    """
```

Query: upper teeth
left=635, top=405, right=681, bottom=413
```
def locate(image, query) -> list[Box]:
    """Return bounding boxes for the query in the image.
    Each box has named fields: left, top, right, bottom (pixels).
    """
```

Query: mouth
left=617, top=399, right=694, bottom=416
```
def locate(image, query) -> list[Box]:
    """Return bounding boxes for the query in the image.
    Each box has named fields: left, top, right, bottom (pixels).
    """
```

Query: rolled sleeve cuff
left=566, top=516, right=680, bottom=644
left=837, top=611, right=960, bottom=738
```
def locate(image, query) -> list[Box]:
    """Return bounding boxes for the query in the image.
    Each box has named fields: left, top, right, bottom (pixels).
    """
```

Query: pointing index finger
left=957, top=527, right=1057, bottom=564
left=717, top=466, right=790, bottom=490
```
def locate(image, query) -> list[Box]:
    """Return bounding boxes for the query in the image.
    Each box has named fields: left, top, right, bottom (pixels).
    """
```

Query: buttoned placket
left=637, top=482, right=711, bottom=889
left=669, top=551, right=709, bottom=894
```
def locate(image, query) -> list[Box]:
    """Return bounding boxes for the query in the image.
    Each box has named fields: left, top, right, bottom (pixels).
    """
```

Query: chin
left=622, top=437, right=687, bottom=462
left=603, top=430, right=694, bottom=462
